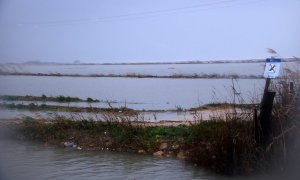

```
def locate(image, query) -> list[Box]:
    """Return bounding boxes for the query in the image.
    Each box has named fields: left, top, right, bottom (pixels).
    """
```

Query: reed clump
left=256, top=66, right=300, bottom=173
left=187, top=118, right=256, bottom=174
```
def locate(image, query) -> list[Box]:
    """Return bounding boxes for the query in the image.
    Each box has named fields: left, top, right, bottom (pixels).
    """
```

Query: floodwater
left=1, top=61, right=297, bottom=76
left=0, top=138, right=224, bottom=180
left=0, top=62, right=277, bottom=120
left=0, top=108, right=196, bottom=122
left=0, top=62, right=267, bottom=76
left=0, top=76, right=264, bottom=110
left=0, top=136, right=290, bottom=180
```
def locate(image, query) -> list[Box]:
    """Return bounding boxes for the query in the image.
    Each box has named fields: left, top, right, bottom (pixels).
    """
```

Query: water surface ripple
left=0, top=139, right=217, bottom=180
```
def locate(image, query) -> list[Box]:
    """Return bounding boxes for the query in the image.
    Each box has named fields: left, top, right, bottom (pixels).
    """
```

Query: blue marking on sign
left=266, top=58, right=281, bottom=63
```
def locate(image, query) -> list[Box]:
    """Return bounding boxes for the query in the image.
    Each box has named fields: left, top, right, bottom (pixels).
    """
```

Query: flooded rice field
left=1, top=62, right=292, bottom=120
left=0, top=76, right=264, bottom=110
left=1, top=61, right=297, bottom=120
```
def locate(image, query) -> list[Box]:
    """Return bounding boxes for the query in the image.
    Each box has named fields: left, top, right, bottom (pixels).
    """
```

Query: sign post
left=256, top=58, right=281, bottom=145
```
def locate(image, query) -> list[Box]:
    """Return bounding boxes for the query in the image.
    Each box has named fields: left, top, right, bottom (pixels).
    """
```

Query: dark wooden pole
left=263, top=78, right=271, bottom=95
left=259, top=91, right=276, bottom=145
left=258, top=78, right=276, bottom=146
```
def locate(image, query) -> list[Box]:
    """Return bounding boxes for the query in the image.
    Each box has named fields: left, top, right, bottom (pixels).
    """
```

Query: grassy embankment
left=0, top=95, right=99, bottom=103
left=16, top=115, right=256, bottom=175
left=0, top=95, right=136, bottom=114
left=0, top=95, right=254, bottom=114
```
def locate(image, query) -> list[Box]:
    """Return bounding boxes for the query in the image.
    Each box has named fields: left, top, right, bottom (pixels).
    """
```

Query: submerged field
left=2, top=61, right=293, bottom=114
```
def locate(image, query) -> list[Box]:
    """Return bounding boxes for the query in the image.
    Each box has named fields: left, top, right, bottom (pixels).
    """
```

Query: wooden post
left=259, top=90, right=276, bottom=145
left=255, top=78, right=276, bottom=145
left=263, top=78, right=271, bottom=95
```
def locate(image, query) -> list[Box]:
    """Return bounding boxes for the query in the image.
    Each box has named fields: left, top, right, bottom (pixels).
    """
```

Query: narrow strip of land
left=0, top=72, right=263, bottom=79
left=0, top=95, right=99, bottom=103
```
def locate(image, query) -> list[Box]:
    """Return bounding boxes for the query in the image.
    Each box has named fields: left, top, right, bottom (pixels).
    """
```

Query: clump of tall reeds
left=186, top=62, right=300, bottom=174
left=186, top=114, right=257, bottom=174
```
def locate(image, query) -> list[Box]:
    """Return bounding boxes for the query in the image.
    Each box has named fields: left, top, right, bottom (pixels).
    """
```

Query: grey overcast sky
left=0, top=0, right=299, bottom=63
